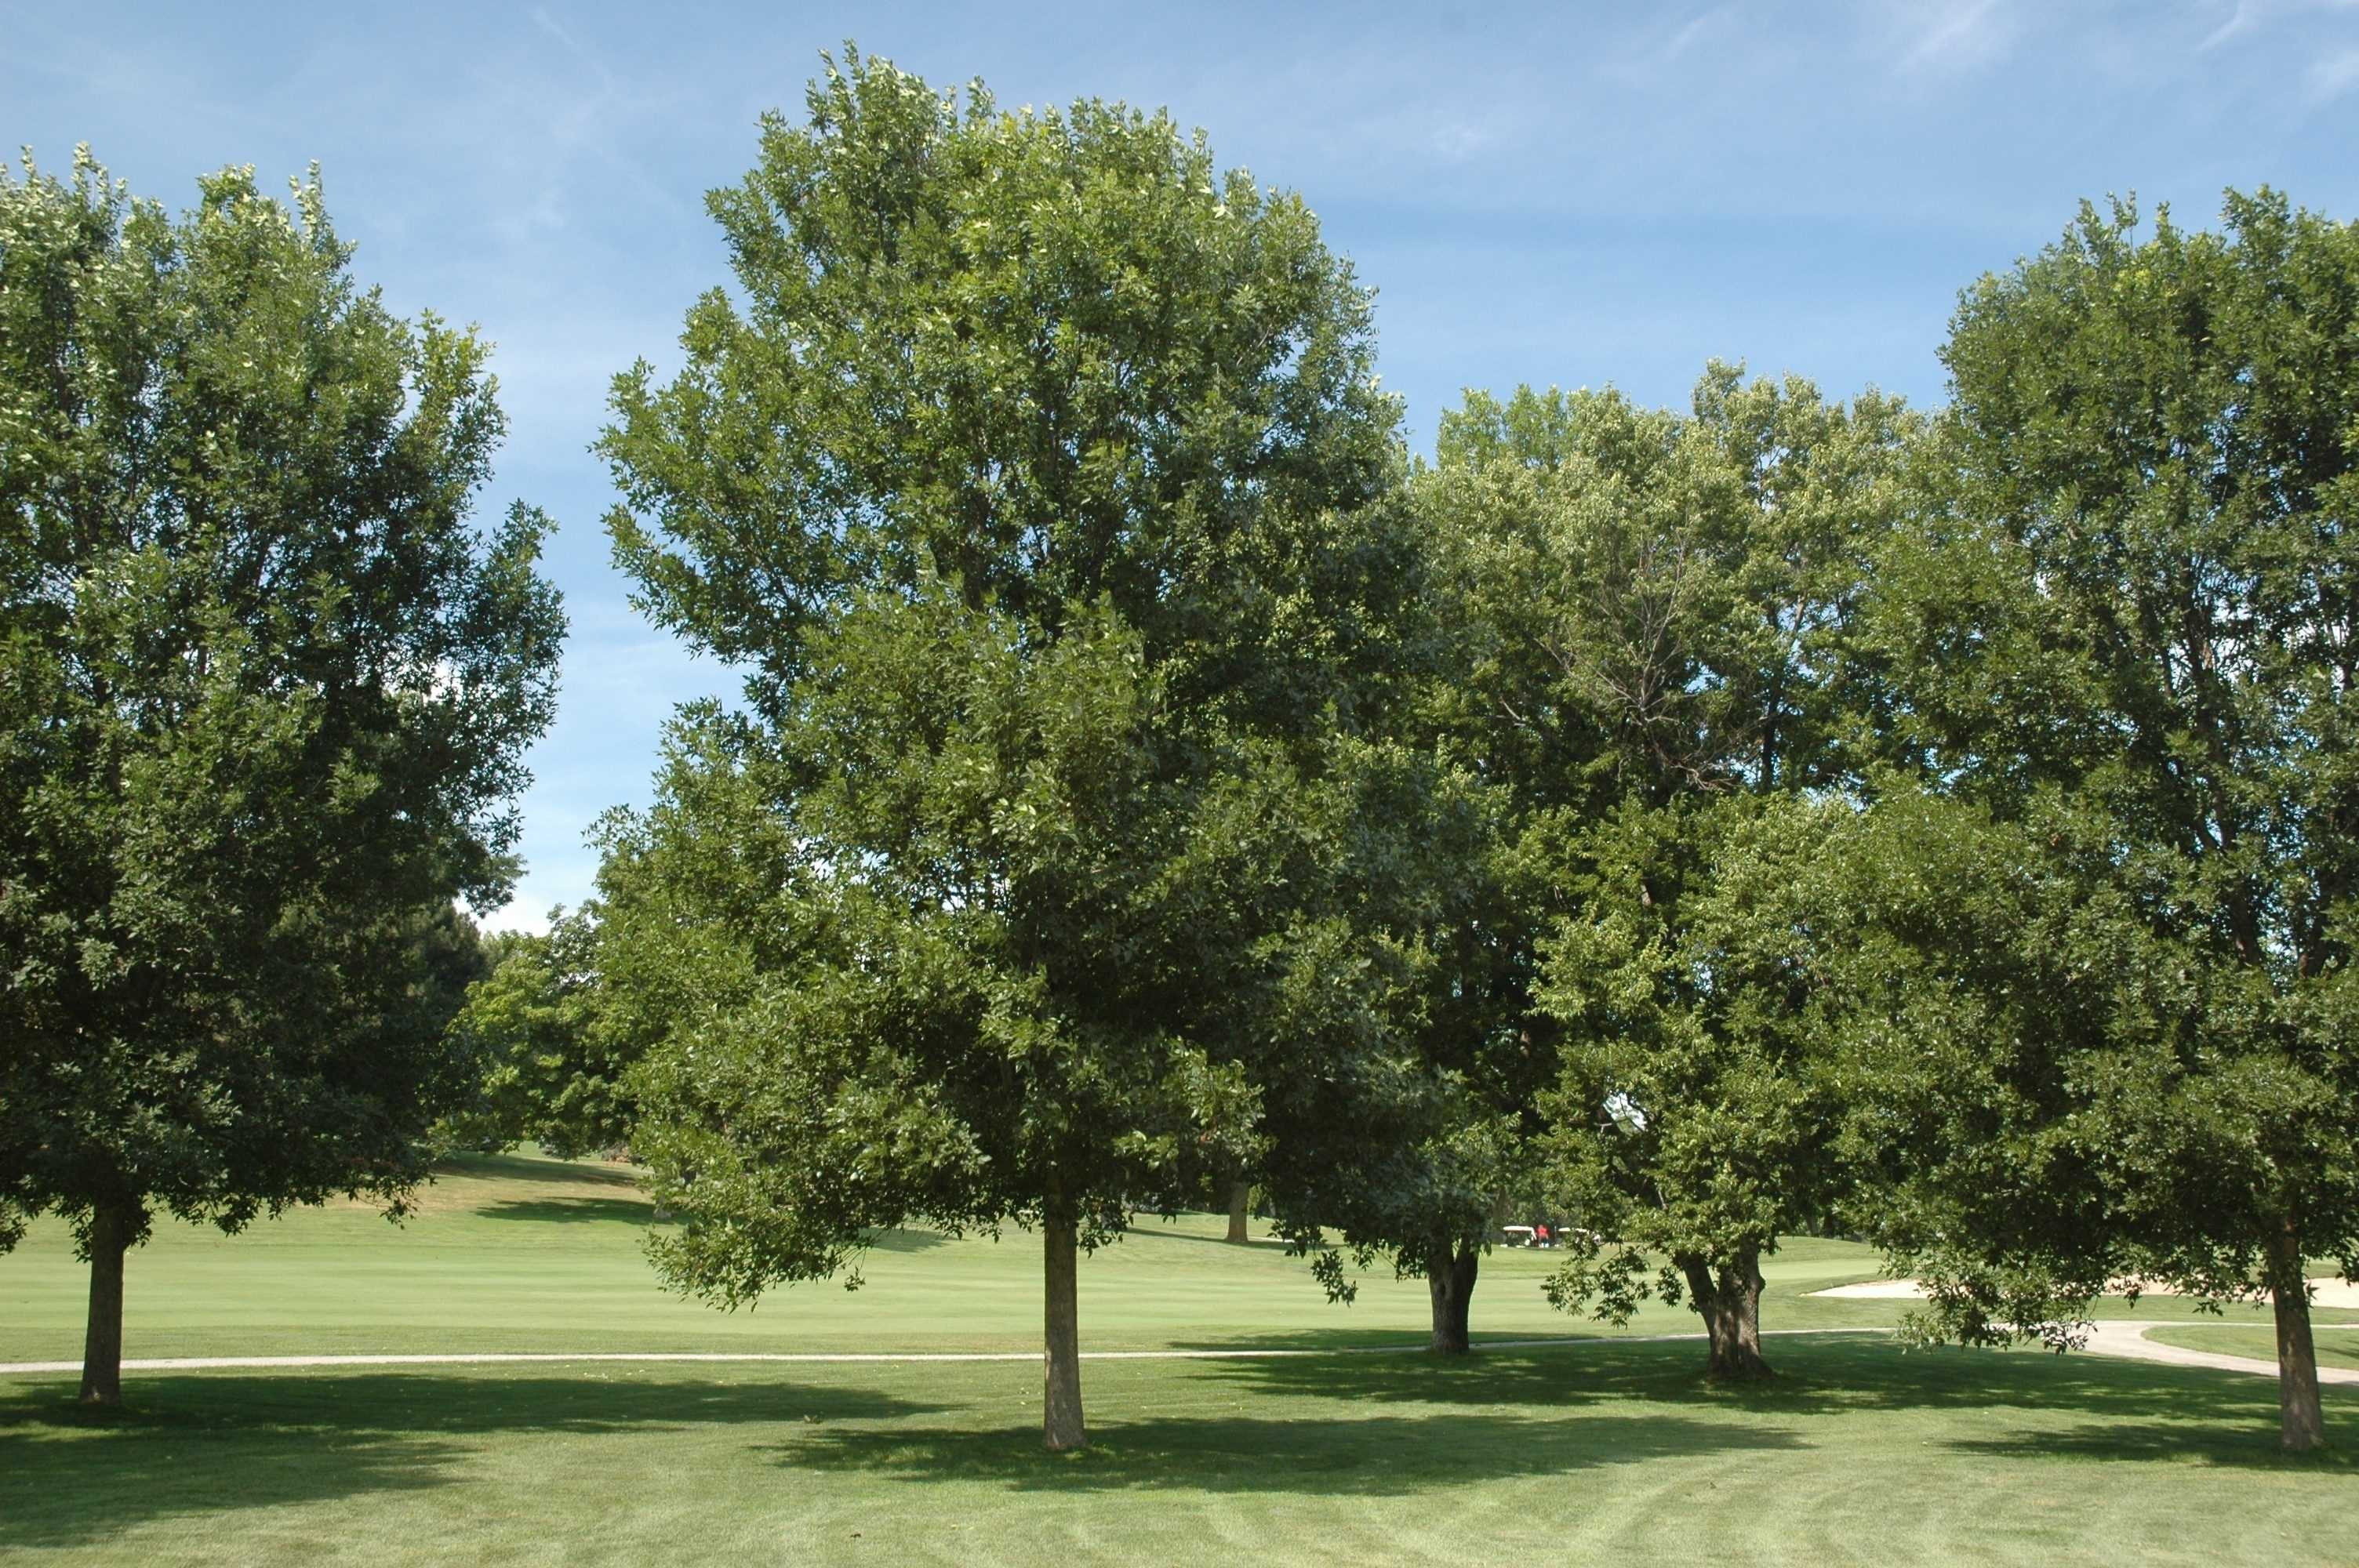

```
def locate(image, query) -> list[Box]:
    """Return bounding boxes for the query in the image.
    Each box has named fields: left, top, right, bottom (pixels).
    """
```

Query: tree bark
left=1427, top=1242, right=1478, bottom=1355
left=1041, top=1199, right=1087, bottom=1451
left=1225, top=1180, right=1251, bottom=1245
left=2269, top=1223, right=2325, bottom=1453
left=80, top=1202, right=133, bottom=1406
left=1681, top=1248, right=1771, bottom=1381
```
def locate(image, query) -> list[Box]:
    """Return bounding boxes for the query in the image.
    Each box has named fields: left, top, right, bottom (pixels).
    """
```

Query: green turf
left=2143, top=1325, right=2359, bottom=1373
left=2, top=1339, right=2353, bottom=1566
left=5, top=1149, right=2332, bottom=1364
left=5, top=1149, right=2356, bottom=1565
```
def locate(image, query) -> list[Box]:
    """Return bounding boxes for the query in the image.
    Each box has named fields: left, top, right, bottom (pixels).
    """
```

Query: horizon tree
left=436, top=907, right=633, bottom=1160
left=594, top=51, right=1405, bottom=1450
left=0, top=153, right=565, bottom=1403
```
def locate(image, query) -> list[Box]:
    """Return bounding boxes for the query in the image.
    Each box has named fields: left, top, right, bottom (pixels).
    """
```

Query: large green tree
left=0, top=154, right=565, bottom=1404
left=596, top=53, right=1402, bottom=1450
left=1851, top=191, right=2359, bottom=1449
left=1427, top=367, right=1918, bottom=1377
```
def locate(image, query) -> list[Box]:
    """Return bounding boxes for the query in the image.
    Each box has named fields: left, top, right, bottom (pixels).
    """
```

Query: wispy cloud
left=1430, top=123, right=1491, bottom=162
left=2306, top=45, right=2359, bottom=97
left=2199, top=2, right=2259, bottom=49
left=1664, top=8, right=1724, bottom=60
left=2200, top=0, right=2359, bottom=49
left=1896, top=0, right=2016, bottom=72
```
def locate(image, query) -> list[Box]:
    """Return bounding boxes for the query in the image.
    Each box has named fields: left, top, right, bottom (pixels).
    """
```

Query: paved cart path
left=1815, top=1276, right=2359, bottom=1308
left=2081, top=1319, right=2359, bottom=1384
left=3, top=1323, right=2353, bottom=1381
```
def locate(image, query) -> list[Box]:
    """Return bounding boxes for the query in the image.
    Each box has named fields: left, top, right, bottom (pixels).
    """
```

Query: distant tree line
left=4, top=50, right=2354, bottom=1457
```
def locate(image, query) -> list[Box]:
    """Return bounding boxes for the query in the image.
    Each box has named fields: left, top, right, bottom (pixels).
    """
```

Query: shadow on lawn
left=1947, top=1419, right=2359, bottom=1470
left=766, top=1406, right=1809, bottom=1494
left=435, top=1152, right=641, bottom=1189
left=476, top=1196, right=659, bottom=1225
left=863, top=1227, right=951, bottom=1254
left=1119, top=1222, right=1292, bottom=1252
left=1186, top=1331, right=2355, bottom=1461
left=0, top=1373, right=939, bottom=1550
left=1178, top=1330, right=2057, bottom=1400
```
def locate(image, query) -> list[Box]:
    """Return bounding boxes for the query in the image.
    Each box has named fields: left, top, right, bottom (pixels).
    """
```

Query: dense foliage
left=1841, top=191, right=2359, bottom=1449
left=1408, top=368, right=1920, bottom=1377
left=594, top=51, right=1406, bottom=1450
left=24, top=53, right=2358, bottom=1459
left=0, top=154, right=564, bottom=1402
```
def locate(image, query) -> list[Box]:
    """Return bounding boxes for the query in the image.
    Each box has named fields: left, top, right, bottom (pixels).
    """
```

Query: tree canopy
left=1405, top=368, right=1918, bottom=1377
left=0, top=153, right=565, bottom=1402
left=1847, top=190, right=2359, bottom=1449
left=596, top=52, right=1406, bottom=1450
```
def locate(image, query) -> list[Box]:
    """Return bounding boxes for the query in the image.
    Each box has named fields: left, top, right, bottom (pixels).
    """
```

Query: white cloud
left=1431, top=122, right=1491, bottom=161
left=2306, top=45, right=2359, bottom=96
left=2199, top=2, right=2259, bottom=49
left=2200, top=0, right=2359, bottom=50
left=1664, top=8, right=1722, bottom=59
left=1895, top=0, right=2016, bottom=72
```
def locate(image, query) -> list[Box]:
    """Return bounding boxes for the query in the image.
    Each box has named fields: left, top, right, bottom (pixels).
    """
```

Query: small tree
left=1253, top=739, right=1541, bottom=1356
left=438, top=909, right=629, bottom=1159
left=597, top=53, right=1401, bottom=1450
left=1853, top=190, right=2359, bottom=1450
left=1538, top=793, right=1848, bottom=1379
left=0, top=154, right=565, bottom=1403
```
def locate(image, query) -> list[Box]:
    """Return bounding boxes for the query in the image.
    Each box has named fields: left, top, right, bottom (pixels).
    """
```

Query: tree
left=1850, top=190, right=2359, bottom=1449
left=1537, top=793, right=1848, bottom=1379
left=1251, top=737, right=1541, bottom=1356
left=1427, top=368, right=1918, bottom=1377
left=596, top=52, right=1401, bottom=1450
left=0, top=154, right=565, bottom=1404
left=438, top=908, right=631, bottom=1159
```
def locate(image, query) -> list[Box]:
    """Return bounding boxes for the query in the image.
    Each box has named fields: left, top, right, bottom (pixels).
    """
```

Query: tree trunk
left=1225, top=1180, right=1251, bottom=1244
left=1681, top=1248, right=1771, bottom=1381
left=80, top=1203, right=133, bottom=1406
left=1427, top=1242, right=1478, bottom=1355
left=1042, top=1199, right=1087, bottom=1451
left=2269, top=1223, right=2324, bottom=1453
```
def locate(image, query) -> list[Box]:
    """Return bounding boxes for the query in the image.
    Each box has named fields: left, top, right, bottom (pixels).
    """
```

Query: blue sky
left=12, top=1, right=2358, bottom=930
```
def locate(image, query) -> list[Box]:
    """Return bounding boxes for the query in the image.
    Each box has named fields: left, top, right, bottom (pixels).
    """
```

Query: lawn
left=4, top=1340, right=2354, bottom=1566
left=3, top=1149, right=2325, bottom=1363
left=2143, top=1325, right=2359, bottom=1373
left=4, top=1149, right=2355, bottom=1566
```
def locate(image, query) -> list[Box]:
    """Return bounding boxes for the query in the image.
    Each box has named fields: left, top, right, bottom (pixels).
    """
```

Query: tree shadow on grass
left=863, top=1227, right=951, bottom=1254
left=1946, top=1416, right=2359, bottom=1471
left=1119, top=1223, right=1292, bottom=1252
left=0, top=1373, right=939, bottom=1550
left=434, top=1152, right=641, bottom=1189
left=1183, top=1330, right=2345, bottom=1467
left=1168, top=1328, right=1607, bottom=1353
left=763, top=1406, right=1810, bottom=1495
left=476, top=1196, right=659, bottom=1225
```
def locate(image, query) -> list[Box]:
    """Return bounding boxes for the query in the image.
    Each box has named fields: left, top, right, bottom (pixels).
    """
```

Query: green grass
left=2143, top=1325, right=2359, bottom=1373
left=4, top=1341, right=2354, bottom=1566
left=5, top=1149, right=2357, bottom=1566
left=5, top=1149, right=2328, bottom=1363
left=0, top=1149, right=1907, bottom=1361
